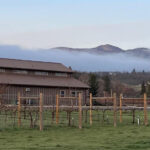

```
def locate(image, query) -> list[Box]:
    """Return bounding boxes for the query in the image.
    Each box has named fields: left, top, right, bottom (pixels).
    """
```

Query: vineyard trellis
left=119, top=93, right=149, bottom=126
left=0, top=92, right=149, bottom=130
left=18, top=92, right=43, bottom=130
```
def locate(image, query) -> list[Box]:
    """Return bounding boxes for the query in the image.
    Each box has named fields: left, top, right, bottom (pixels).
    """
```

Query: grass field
left=1, top=125, right=150, bottom=150
left=0, top=110, right=146, bottom=129
left=0, top=110, right=149, bottom=150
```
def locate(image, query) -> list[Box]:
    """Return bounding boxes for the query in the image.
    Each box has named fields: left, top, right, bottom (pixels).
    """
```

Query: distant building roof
left=0, top=74, right=89, bottom=89
left=0, top=58, right=73, bottom=73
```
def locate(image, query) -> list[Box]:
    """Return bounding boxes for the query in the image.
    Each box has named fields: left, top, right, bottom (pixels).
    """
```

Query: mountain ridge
left=0, top=44, right=150, bottom=72
left=52, top=44, right=150, bottom=58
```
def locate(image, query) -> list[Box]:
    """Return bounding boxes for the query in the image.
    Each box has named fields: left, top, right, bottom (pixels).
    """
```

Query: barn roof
left=0, top=58, right=73, bottom=73
left=0, top=74, right=89, bottom=89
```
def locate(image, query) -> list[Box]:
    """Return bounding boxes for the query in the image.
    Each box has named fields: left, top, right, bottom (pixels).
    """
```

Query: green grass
left=1, top=125, right=150, bottom=150
left=0, top=110, right=145, bottom=129
left=0, top=110, right=149, bottom=150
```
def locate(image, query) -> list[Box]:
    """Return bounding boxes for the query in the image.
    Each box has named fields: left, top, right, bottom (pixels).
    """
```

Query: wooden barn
left=0, top=58, right=89, bottom=105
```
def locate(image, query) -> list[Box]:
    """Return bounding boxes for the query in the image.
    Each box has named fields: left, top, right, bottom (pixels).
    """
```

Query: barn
left=0, top=58, right=89, bottom=105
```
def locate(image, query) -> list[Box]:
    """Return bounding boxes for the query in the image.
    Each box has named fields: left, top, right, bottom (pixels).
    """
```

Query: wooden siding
left=2, top=85, right=88, bottom=105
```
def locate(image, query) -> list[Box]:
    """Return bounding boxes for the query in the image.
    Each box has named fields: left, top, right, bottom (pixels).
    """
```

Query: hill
left=0, top=44, right=150, bottom=72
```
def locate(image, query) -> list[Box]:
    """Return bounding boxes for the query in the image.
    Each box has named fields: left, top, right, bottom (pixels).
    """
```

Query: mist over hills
left=0, top=44, right=150, bottom=72
left=53, top=44, right=124, bottom=54
left=53, top=44, right=150, bottom=57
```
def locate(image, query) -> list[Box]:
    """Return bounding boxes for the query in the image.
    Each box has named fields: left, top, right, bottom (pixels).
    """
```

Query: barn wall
left=2, top=85, right=88, bottom=105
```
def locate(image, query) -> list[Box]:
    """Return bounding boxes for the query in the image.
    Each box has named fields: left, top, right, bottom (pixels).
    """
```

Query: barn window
left=0, top=68, right=5, bottom=72
left=35, top=71, right=48, bottom=76
left=60, top=90, right=65, bottom=97
left=55, top=73, right=67, bottom=77
left=13, top=70, right=28, bottom=74
left=71, top=91, right=76, bottom=97
left=71, top=91, right=82, bottom=97
left=25, top=88, right=31, bottom=92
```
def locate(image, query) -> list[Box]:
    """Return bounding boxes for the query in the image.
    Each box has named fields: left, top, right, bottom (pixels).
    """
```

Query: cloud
left=0, top=45, right=149, bottom=72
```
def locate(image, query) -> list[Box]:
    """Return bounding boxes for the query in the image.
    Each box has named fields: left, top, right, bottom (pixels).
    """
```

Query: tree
left=147, top=84, right=150, bottom=97
left=141, top=81, right=146, bottom=95
left=88, top=74, right=99, bottom=96
left=131, top=68, right=136, bottom=74
left=102, top=75, right=111, bottom=93
left=142, top=70, right=145, bottom=74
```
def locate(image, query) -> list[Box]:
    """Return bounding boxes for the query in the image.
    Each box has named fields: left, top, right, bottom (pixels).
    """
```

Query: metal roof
left=0, top=58, right=73, bottom=73
left=0, top=74, right=89, bottom=89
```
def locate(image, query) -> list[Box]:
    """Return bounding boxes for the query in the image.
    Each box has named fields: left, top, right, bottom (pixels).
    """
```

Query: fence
left=119, top=93, right=149, bottom=126
left=0, top=92, right=149, bottom=130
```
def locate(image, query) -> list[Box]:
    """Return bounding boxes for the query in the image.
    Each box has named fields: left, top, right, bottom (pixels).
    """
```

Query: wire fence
left=0, top=93, right=149, bottom=130
left=0, top=109, right=146, bottom=130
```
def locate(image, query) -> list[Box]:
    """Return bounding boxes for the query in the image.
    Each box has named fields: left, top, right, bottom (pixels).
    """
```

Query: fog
left=0, top=45, right=150, bottom=72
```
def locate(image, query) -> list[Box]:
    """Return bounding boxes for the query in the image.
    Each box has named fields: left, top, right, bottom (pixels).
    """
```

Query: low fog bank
left=0, top=45, right=149, bottom=72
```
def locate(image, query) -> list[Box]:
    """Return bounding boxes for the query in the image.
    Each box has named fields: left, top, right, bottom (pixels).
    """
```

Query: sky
left=0, top=0, right=150, bottom=50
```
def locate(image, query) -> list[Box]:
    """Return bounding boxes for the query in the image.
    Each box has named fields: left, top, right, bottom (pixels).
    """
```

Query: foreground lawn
left=1, top=125, right=150, bottom=150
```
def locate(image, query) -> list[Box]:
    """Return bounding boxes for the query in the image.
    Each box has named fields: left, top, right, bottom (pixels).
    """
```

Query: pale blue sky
left=0, top=0, right=150, bottom=49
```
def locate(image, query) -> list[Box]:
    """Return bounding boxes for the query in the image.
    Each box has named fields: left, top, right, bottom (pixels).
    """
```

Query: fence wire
left=0, top=93, right=149, bottom=130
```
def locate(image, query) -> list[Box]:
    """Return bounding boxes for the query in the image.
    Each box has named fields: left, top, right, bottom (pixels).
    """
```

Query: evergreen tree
left=88, top=74, right=99, bottom=96
left=103, top=75, right=111, bottom=93
left=141, top=81, right=146, bottom=95
left=131, top=68, right=136, bottom=74
left=147, top=84, right=150, bottom=97
left=142, top=70, right=145, bottom=74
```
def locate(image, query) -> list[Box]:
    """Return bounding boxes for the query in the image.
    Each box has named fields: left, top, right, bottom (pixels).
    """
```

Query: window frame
left=35, top=71, right=49, bottom=76
left=13, top=69, right=28, bottom=74
left=60, top=90, right=65, bottom=97
left=0, top=68, right=5, bottom=73
left=55, top=72, right=67, bottom=77
left=71, top=91, right=77, bottom=97
left=71, top=91, right=82, bottom=97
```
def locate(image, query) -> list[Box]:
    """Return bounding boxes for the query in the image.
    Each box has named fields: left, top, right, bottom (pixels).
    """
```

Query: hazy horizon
left=1, top=0, right=150, bottom=49
left=0, top=43, right=150, bottom=52
left=1, top=0, right=150, bottom=72
left=0, top=45, right=150, bottom=72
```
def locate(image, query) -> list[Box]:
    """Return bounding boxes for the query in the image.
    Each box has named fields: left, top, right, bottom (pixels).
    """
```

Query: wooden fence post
left=78, top=93, right=82, bottom=129
left=56, top=94, right=59, bottom=125
left=120, top=94, right=122, bottom=123
left=144, top=93, right=148, bottom=126
left=132, top=109, right=135, bottom=124
left=18, top=92, right=21, bottom=127
left=113, top=93, right=117, bottom=127
left=39, top=93, right=43, bottom=131
left=90, top=93, right=92, bottom=125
